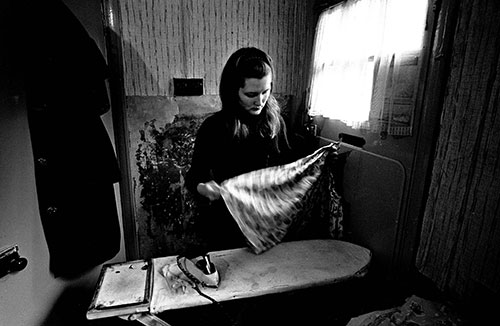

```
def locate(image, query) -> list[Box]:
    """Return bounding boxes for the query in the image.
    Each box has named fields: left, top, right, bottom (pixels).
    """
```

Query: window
left=308, top=0, right=428, bottom=135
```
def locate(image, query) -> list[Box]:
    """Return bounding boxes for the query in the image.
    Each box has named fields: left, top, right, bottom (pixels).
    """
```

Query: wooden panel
left=115, top=0, right=314, bottom=97
left=416, top=0, right=500, bottom=299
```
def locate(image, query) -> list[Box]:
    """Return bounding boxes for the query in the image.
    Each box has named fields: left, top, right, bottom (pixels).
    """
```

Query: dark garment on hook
left=9, top=0, right=121, bottom=278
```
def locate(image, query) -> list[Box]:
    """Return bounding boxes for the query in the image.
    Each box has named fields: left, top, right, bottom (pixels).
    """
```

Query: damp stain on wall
left=135, top=114, right=209, bottom=257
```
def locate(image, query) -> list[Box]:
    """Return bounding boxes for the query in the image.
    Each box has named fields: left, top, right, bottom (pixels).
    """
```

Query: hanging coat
left=11, top=0, right=121, bottom=278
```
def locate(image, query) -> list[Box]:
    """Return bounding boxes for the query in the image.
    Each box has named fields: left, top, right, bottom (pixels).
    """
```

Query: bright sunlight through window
left=309, top=0, right=428, bottom=134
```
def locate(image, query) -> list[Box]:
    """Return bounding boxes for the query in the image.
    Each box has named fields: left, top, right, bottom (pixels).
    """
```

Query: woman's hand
left=197, top=181, right=221, bottom=201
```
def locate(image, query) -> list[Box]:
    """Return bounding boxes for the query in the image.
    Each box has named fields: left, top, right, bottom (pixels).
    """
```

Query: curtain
left=416, top=0, right=500, bottom=299
left=308, top=0, right=428, bottom=135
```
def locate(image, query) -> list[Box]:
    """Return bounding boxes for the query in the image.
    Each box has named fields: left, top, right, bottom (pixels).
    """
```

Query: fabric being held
left=220, top=143, right=343, bottom=254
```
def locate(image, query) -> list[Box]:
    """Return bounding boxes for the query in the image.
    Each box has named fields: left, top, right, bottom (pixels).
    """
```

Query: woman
left=186, top=47, right=294, bottom=252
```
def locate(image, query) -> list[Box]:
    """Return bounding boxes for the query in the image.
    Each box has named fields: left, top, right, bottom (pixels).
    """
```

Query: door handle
left=0, top=245, right=28, bottom=278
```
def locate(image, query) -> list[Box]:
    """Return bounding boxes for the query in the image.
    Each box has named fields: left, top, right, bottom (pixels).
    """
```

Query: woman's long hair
left=219, top=47, right=284, bottom=142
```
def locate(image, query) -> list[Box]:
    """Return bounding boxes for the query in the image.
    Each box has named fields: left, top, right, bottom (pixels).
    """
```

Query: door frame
left=101, top=0, right=139, bottom=260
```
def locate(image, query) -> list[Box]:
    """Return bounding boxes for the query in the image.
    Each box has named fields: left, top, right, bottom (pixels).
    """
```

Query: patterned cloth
left=220, top=143, right=343, bottom=254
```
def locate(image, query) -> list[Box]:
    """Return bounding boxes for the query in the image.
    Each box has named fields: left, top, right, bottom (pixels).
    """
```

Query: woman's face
left=238, top=72, right=272, bottom=116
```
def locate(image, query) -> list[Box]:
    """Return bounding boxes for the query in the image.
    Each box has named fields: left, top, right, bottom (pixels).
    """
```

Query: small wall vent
left=173, top=78, right=203, bottom=96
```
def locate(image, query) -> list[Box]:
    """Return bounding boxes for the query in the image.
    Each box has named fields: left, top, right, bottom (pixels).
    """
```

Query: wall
left=416, top=0, right=500, bottom=303
left=0, top=1, right=125, bottom=325
left=107, top=0, right=316, bottom=258
left=117, top=0, right=313, bottom=98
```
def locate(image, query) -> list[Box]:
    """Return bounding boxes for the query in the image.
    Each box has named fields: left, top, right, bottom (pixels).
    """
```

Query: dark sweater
left=185, top=110, right=294, bottom=252
left=186, top=111, right=293, bottom=190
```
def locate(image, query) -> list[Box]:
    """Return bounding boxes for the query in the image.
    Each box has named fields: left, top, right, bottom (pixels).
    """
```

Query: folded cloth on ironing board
left=220, top=143, right=343, bottom=254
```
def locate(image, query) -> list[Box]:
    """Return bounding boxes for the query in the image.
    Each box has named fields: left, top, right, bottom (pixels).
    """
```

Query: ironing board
left=87, top=239, right=371, bottom=326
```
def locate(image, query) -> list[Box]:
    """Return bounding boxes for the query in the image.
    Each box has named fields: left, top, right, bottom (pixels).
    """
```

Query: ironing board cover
left=220, top=143, right=343, bottom=254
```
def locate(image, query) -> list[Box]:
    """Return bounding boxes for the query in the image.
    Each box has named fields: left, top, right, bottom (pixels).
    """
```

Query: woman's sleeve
left=276, top=117, right=298, bottom=165
left=185, top=119, right=214, bottom=194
